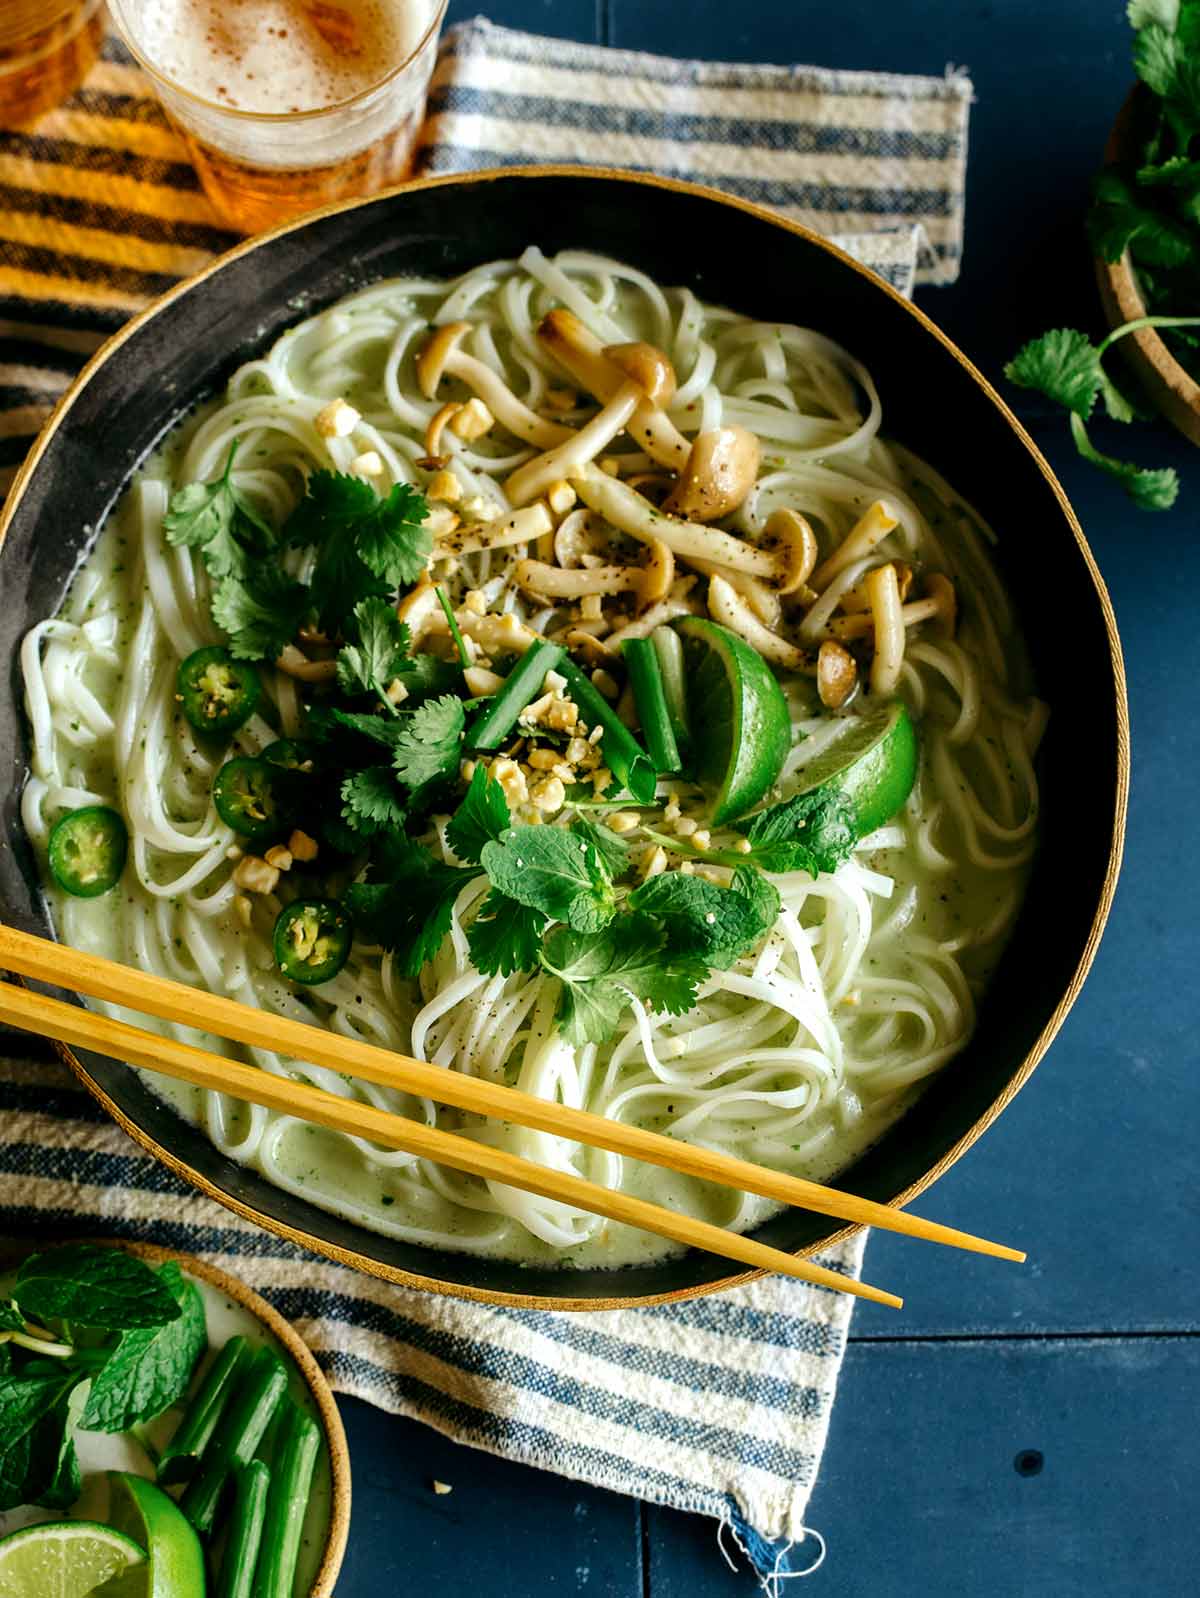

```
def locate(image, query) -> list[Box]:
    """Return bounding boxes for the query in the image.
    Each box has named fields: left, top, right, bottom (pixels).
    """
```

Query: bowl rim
left=0, top=1235, right=350, bottom=1597
left=0, top=163, right=1131, bottom=1312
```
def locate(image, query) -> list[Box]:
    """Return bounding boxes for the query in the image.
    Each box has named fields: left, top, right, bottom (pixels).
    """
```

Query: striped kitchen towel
left=0, top=15, right=971, bottom=1584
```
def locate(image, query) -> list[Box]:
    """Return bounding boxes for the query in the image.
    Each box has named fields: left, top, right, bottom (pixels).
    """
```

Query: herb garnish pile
left=164, top=453, right=858, bottom=1045
left=0, top=1245, right=204, bottom=1511
left=1006, top=0, right=1200, bottom=506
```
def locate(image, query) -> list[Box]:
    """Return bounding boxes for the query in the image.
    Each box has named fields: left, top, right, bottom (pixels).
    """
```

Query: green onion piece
left=622, top=639, right=681, bottom=774
left=181, top=1345, right=288, bottom=1535
left=467, top=640, right=565, bottom=750
left=158, top=1336, right=252, bottom=1486
left=651, top=625, right=691, bottom=760
left=251, top=1401, right=321, bottom=1598
left=435, top=586, right=472, bottom=672
left=217, top=1460, right=271, bottom=1598
left=556, top=658, right=657, bottom=804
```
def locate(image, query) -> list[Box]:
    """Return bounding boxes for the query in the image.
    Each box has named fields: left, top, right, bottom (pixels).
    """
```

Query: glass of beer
left=0, top=0, right=106, bottom=126
left=107, top=1, right=448, bottom=234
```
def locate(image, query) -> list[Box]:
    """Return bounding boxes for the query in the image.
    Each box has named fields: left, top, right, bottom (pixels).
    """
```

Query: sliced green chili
left=47, top=805, right=128, bottom=897
left=273, top=899, right=352, bottom=985
left=213, top=758, right=282, bottom=843
left=177, top=646, right=260, bottom=737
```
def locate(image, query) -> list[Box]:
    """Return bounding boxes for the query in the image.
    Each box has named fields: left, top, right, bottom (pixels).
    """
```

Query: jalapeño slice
left=213, top=757, right=281, bottom=843
left=47, top=805, right=128, bottom=897
left=273, top=900, right=352, bottom=985
left=177, top=646, right=261, bottom=737
left=262, top=738, right=318, bottom=775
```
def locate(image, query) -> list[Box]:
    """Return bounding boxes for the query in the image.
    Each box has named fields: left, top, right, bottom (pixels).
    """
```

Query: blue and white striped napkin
left=0, top=19, right=972, bottom=1587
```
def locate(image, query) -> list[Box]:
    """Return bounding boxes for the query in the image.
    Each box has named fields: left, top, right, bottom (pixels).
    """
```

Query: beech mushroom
left=809, top=500, right=899, bottom=592
left=416, top=322, right=573, bottom=449
left=817, top=639, right=857, bottom=709
left=515, top=537, right=673, bottom=613
left=572, top=465, right=785, bottom=583
left=554, top=508, right=620, bottom=569
left=706, top=573, right=810, bottom=670
left=829, top=572, right=958, bottom=643
left=686, top=558, right=782, bottom=626
left=275, top=644, right=337, bottom=683
left=436, top=502, right=553, bottom=558
left=663, top=426, right=761, bottom=522
left=537, top=309, right=692, bottom=469
left=865, top=562, right=905, bottom=696
left=761, top=508, right=819, bottom=595
left=425, top=400, right=462, bottom=459
left=504, top=341, right=677, bottom=507
left=840, top=560, right=913, bottom=613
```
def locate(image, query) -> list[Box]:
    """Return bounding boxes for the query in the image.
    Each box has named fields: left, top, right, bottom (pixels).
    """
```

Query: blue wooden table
left=332, top=1, right=1199, bottom=1591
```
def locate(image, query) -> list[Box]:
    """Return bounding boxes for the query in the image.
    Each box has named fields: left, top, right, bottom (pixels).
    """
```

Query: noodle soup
left=21, top=251, right=1042, bottom=1269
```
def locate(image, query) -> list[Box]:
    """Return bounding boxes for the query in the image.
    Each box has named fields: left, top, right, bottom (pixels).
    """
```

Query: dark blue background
left=335, top=3, right=1200, bottom=1592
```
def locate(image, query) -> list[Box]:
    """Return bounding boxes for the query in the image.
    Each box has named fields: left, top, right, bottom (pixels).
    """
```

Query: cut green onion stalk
left=216, top=1460, right=270, bottom=1598
left=651, top=626, right=691, bottom=761
left=252, top=1401, right=321, bottom=1598
left=180, top=1345, right=287, bottom=1536
left=157, top=1335, right=252, bottom=1487
left=621, top=639, right=681, bottom=775
left=467, top=640, right=565, bottom=750
left=556, top=658, right=657, bottom=805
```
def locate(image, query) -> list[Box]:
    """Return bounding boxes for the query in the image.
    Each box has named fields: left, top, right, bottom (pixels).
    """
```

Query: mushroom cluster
left=405, top=315, right=958, bottom=716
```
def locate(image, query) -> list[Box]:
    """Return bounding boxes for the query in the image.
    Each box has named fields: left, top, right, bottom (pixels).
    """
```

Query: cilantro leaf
left=0, top=1302, right=23, bottom=1333
left=1135, top=152, right=1200, bottom=185
left=323, top=707, right=407, bottom=748
left=79, top=1263, right=205, bottom=1434
left=482, top=826, right=616, bottom=933
left=629, top=868, right=780, bottom=968
left=337, top=598, right=412, bottom=703
left=392, top=653, right=462, bottom=706
left=341, top=767, right=407, bottom=834
left=738, top=788, right=858, bottom=876
left=540, top=914, right=706, bottom=1045
left=211, top=564, right=311, bottom=662
left=569, top=814, right=632, bottom=880
left=356, top=484, right=433, bottom=588
left=163, top=444, right=273, bottom=582
left=346, top=838, right=477, bottom=976
left=15, top=1244, right=182, bottom=1331
left=391, top=695, right=465, bottom=788
left=1004, top=328, right=1102, bottom=417
left=1128, top=0, right=1178, bottom=29
left=1087, top=172, right=1194, bottom=267
left=446, top=765, right=511, bottom=866
left=467, top=888, right=546, bottom=975
left=1069, top=412, right=1180, bottom=508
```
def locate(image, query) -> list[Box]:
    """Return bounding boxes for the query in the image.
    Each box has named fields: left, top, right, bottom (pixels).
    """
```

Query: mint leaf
left=211, top=564, right=311, bottom=662
left=467, top=889, right=546, bottom=975
left=446, top=765, right=510, bottom=866
left=1004, top=328, right=1102, bottom=417
left=540, top=915, right=705, bottom=1045
left=341, top=766, right=407, bottom=833
left=15, top=1245, right=182, bottom=1331
left=79, top=1263, right=205, bottom=1434
left=337, top=598, right=412, bottom=702
left=482, top=826, right=616, bottom=933
left=31, top=1380, right=88, bottom=1511
left=739, top=788, right=858, bottom=876
left=391, top=695, right=465, bottom=788
left=629, top=868, right=780, bottom=968
left=569, top=814, right=632, bottom=880
left=0, top=1367, right=80, bottom=1510
left=1068, top=413, right=1180, bottom=507
left=346, top=838, right=477, bottom=976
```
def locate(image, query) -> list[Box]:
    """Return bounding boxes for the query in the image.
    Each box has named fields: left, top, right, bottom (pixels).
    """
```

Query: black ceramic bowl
left=0, top=170, right=1128, bottom=1310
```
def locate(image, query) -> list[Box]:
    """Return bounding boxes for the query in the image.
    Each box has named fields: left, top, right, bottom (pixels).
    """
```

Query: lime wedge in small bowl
left=674, top=617, right=792, bottom=825
left=98, top=1474, right=204, bottom=1598
left=790, top=699, right=918, bottom=836
left=0, top=1520, right=144, bottom=1598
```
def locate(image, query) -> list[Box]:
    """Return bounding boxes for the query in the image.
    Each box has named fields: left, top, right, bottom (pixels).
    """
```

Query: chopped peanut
left=580, top=594, right=604, bottom=621
left=640, top=845, right=668, bottom=880
left=385, top=678, right=410, bottom=705
left=232, top=856, right=280, bottom=895
left=464, top=665, right=504, bottom=696
left=607, top=812, right=639, bottom=834
left=463, top=589, right=488, bottom=616
left=691, top=830, right=711, bottom=852
left=565, top=736, right=590, bottom=765
left=735, top=837, right=753, bottom=855
left=264, top=844, right=293, bottom=871
left=233, top=893, right=253, bottom=929
left=545, top=698, right=578, bottom=732
left=674, top=816, right=698, bottom=838
left=449, top=397, right=494, bottom=440
left=315, top=398, right=360, bottom=439
left=351, top=450, right=383, bottom=477
left=491, top=757, right=529, bottom=806
left=289, top=829, right=319, bottom=862
left=678, top=860, right=696, bottom=876
left=528, top=747, right=562, bottom=771
left=460, top=759, right=477, bottom=783
left=225, top=844, right=243, bottom=861
left=529, top=774, right=567, bottom=813
left=663, top=800, right=681, bottom=823
left=544, top=669, right=568, bottom=693
left=591, top=767, right=613, bottom=793
left=428, top=468, right=461, bottom=503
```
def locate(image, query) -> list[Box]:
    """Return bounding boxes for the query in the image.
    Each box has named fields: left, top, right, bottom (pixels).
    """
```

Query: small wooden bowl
left=0, top=1237, right=350, bottom=1597
left=1095, top=86, right=1200, bottom=445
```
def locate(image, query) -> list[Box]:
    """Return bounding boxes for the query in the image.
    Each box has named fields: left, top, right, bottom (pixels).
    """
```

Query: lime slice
left=0, top=1521, right=144, bottom=1598
left=790, top=699, right=918, bottom=835
left=98, top=1475, right=205, bottom=1598
left=674, top=617, right=792, bottom=825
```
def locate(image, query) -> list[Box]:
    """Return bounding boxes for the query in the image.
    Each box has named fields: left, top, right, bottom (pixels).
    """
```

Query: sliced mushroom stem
left=571, top=465, right=783, bottom=582
left=663, top=426, right=761, bottom=522
left=687, top=557, right=781, bottom=627
left=514, top=560, right=641, bottom=599
left=436, top=502, right=553, bottom=558
left=505, top=383, right=643, bottom=506
left=810, top=500, right=899, bottom=592
left=706, top=572, right=810, bottom=671
left=840, top=560, right=914, bottom=614
left=275, top=644, right=338, bottom=683
left=828, top=582, right=955, bottom=642
left=866, top=562, right=905, bottom=696
left=537, top=309, right=692, bottom=469
left=417, top=321, right=573, bottom=449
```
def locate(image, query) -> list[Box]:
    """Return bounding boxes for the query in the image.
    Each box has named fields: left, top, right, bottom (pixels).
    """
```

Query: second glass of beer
left=108, top=1, right=448, bottom=234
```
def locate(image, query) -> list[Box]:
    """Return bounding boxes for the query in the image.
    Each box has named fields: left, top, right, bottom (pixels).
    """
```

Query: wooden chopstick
left=0, top=979, right=901, bottom=1308
left=0, top=924, right=1023, bottom=1265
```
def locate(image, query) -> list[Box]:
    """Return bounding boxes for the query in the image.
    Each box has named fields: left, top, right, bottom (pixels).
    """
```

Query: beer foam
left=133, top=0, right=434, bottom=114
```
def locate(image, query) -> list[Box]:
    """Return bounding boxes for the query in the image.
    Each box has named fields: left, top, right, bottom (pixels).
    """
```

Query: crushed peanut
left=428, top=468, right=461, bottom=503
left=663, top=800, right=681, bottom=823
left=607, top=812, right=639, bottom=834
left=674, top=816, right=699, bottom=838
left=460, top=759, right=477, bottom=783
left=544, top=669, right=568, bottom=693
left=225, top=844, right=243, bottom=861
left=544, top=697, right=578, bottom=731
left=591, top=767, right=613, bottom=793
left=232, top=856, right=280, bottom=895
left=529, top=774, right=567, bottom=813
left=233, top=893, right=253, bottom=929
left=463, top=589, right=488, bottom=616
left=264, top=844, right=293, bottom=872
left=640, top=845, right=668, bottom=880
left=289, top=830, right=318, bottom=862
left=385, top=678, right=410, bottom=705
left=691, top=829, right=711, bottom=852
left=580, top=593, right=604, bottom=621
left=528, top=747, right=562, bottom=771
left=546, top=479, right=577, bottom=517
left=350, top=449, right=383, bottom=477
left=491, top=757, right=529, bottom=806
left=314, top=397, right=360, bottom=439
left=678, top=860, right=696, bottom=876
left=565, top=736, right=591, bottom=765
left=449, top=397, right=494, bottom=440
left=735, top=837, right=753, bottom=855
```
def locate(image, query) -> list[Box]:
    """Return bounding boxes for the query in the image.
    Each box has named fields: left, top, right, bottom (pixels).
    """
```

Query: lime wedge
left=98, top=1475, right=205, bottom=1598
left=674, top=617, right=792, bottom=825
left=0, top=1521, right=144, bottom=1598
left=790, top=700, right=918, bottom=835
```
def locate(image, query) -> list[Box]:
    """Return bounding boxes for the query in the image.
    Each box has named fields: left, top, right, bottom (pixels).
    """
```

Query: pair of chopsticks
left=0, top=923, right=1023, bottom=1307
